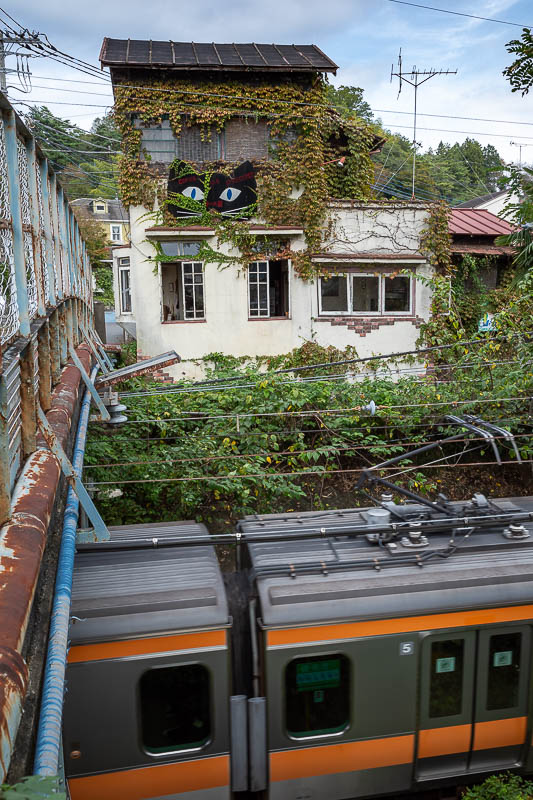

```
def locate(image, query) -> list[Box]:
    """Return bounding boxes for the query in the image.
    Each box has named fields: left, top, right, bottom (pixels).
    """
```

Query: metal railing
left=0, top=92, right=94, bottom=524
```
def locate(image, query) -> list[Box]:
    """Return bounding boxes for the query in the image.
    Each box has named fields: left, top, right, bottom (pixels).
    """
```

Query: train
left=62, top=492, right=533, bottom=800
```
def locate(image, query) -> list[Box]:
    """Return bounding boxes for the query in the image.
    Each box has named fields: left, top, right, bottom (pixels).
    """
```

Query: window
left=487, top=632, right=521, bottom=710
left=119, top=260, right=131, bottom=314
left=93, top=201, right=106, bottom=213
left=285, top=654, right=350, bottom=738
left=139, top=664, right=211, bottom=754
left=429, top=639, right=464, bottom=718
left=111, top=225, right=121, bottom=242
left=319, top=272, right=413, bottom=316
left=161, top=261, right=205, bottom=321
left=248, top=260, right=289, bottom=318
left=160, top=241, right=202, bottom=258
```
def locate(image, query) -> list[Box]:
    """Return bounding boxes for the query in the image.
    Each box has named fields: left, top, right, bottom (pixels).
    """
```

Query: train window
left=139, top=664, right=211, bottom=753
left=429, top=639, right=464, bottom=718
left=487, top=632, right=521, bottom=710
left=285, top=653, right=350, bottom=738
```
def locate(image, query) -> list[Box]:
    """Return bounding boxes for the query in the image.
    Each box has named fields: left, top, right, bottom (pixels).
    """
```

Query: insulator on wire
left=102, top=389, right=128, bottom=426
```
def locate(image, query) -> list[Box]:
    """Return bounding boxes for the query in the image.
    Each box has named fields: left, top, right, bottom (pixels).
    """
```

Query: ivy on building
left=113, top=76, right=377, bottom=279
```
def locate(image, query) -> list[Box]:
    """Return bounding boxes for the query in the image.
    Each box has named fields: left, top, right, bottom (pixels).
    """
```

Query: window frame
left=138, top=661, right=213, bottom=757
left=181, top=260, right=205, bottom=320
left=118, top=264, right=132, bottom=314
left=111, top=224, right=121, bottom=242
left=318, top=270, right=414, bottom=317
left=247, top=259, right=291, bottom=320
left=248, top=260, right=270, bottom=318
left=283, top=651, right=351, bottom=741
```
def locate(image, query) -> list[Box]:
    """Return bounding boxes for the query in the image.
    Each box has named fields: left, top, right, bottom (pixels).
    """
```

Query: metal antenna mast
left=510, top=141, right=533, bottom=166
left=391, top=50, right=457, bottom=199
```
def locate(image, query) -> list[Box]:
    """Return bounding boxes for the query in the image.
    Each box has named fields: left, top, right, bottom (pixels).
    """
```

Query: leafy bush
left=462, top=772, right=533, bottom=799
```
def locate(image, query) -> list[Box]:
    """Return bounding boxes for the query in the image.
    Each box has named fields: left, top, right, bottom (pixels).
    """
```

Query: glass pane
left=286, top=654, right=350, bottom=738
left=160, top=241, right=179, bottom=258
left=249, top=263, right=259, bottom=278
left=183, top=263, right=193, bottom=277
left=352, top=276, right=379, bottom=312
left=182, top=242, right=201, bottom=257
left=430, top=639, right=464, bottom=718
left=258, top=262, right=268, bottom=274
left=487, top=633, right=521, bottom=710
left=140, top=664, right=210, bottom=753
left=195, top=285, right=204, bottom=314
left=320, top=276, right=348, bottom=312
left=384, top=276, right=410, bottom=312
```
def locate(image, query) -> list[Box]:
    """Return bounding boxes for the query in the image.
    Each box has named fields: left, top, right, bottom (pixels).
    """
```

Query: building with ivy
left=101, top=37, right=435, bottom=379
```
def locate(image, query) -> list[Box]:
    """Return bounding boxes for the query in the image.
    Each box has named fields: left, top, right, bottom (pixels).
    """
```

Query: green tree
left=504, top=27, right=533, bottom=95
left=326, top=84, right=374, bottom=122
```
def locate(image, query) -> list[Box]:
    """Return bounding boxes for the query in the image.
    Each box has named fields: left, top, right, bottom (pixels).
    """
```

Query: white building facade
left=113, top=201, right=433, bottom=380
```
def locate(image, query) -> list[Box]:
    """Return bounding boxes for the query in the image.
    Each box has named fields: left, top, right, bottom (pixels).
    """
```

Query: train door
left=416, top=626, right=530, bottom=782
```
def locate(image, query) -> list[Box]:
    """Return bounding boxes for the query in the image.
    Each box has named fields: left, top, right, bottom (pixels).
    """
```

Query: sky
left=4, top=0, right=533, bottom=165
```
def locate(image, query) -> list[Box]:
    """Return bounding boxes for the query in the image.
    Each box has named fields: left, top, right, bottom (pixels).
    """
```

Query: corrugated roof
left=100, top=38, right=338, bottom=73
left=449, top=208, right=515, bottom=236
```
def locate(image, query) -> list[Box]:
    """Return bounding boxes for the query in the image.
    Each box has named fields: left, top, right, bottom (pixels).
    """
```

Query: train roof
left=241, top=496, right=533, bottom=628
left=70, top=521, right=229, bottom=644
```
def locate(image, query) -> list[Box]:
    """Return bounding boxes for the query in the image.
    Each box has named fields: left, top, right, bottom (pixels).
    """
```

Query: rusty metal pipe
left=33, top=364, right=97, bottom=776
left=0, top=345, right=91, bottom=781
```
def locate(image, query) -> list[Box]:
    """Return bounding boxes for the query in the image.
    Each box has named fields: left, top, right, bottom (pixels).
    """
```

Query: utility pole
left=510, top=141, right=533, bottom=166
left=391, top=50, right=457, bottom=200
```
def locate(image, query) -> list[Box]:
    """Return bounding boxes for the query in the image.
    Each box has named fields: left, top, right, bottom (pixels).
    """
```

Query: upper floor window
left=319, top=272, right=412, bottom=316
left=111, top=225, right=121, bottom=242
left=248, top=260, right=289, bottom=319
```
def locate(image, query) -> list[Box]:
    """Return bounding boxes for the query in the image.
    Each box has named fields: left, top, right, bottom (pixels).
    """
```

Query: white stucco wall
left=117, top=203, right=433, bottom=379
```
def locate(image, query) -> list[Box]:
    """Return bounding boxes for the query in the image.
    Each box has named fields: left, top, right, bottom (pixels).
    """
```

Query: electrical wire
left=83, top=432, right=533, bottom=470
left=88, top=458, right=532, bottom=486
left=383, top=0, right=532, bottom=28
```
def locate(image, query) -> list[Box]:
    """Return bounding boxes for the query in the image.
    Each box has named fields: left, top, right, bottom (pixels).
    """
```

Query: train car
left=63, top=521, right=232, bottom=800
left=241, top=495, right=533, bottom=799
left=63, top=494, right=533, bottom=800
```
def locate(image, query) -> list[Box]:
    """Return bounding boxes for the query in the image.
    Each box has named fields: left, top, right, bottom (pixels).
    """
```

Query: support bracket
left=78, top=319, right=110, bottom=375
left=68, top=346, right=110, bottom=422
left=37, top=406, right=110, bottom=542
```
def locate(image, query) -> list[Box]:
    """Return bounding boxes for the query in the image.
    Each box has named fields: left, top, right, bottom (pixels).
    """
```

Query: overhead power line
left=383, top=0, right=532, bottom=28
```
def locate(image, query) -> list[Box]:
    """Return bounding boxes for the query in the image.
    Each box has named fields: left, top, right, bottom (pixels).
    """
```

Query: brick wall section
left=224, top=118, right=270, bottom=161
left=316, top=316, right=425, bottom=337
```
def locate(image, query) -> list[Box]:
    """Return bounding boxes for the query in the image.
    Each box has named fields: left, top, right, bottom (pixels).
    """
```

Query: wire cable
left=383, top=0, right=532, bottom=28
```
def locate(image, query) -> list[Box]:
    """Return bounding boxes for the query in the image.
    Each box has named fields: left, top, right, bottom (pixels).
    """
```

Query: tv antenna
left=510, top=141, right=533, bottom=167
left=391, top=50, right=457, bottom=200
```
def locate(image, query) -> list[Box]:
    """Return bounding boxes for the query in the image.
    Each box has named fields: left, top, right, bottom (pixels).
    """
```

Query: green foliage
left=26, top=106, right=120, bottom=199
left=496, top=166, right=533, bottom=283
left=85, top=335, right=533, bottom=528
left=326, top=84, right=374, bottom=123
left=462, top=772, right=533, bottom=799
left=0, top=776, right=65, bottom=799
left=504, top=28, right=533, bottom=95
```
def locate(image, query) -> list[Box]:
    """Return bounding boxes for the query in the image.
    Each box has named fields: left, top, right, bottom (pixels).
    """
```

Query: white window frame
left=181, top=261, right=205, bottom=320
left=111, top=224, right=121, bottom=242
left=318, top=272, right=413, bottom=316
left=248, top=261, right=270, bottom=318
left=118, top=265, right=132, bottom=314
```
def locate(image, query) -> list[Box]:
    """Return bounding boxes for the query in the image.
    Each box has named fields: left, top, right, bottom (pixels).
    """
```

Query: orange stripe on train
left=473, top=716, right=527, bottom=751
left=68, top=755, right=229, bottom=800
left=418, top=724, right=471, bottom=758
left=67, top=629, right=226, bottom=663
left=267, top=605, right=533, bottom=646
left=270, top=735, right=414, bottom=781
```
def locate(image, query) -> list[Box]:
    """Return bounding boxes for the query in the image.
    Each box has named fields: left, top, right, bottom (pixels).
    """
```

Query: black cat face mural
left=167, top=161, right=257, bottom=219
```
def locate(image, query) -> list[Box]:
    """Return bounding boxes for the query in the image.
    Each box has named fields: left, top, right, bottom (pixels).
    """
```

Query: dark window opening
left=139, top=664, right=211, bottom=753
left=285, top=653, right=350, bottom=738
left=487, top=632, right=521, bottom=710
left=162, top=261, right=204, bottom=321
left=248, top=260, right=288, bottom=318
left=429, top=639, right=464, bottom=718
left=352, top=275, right=379, bottom=312
left=384, top=275, right=411, bottom=312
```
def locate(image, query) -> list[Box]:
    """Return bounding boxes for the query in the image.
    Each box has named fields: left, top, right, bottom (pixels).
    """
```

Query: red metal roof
left=449, top=208, right=515, bottom=236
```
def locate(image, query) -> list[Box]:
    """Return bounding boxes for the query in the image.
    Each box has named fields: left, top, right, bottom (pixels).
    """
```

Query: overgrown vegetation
left=85, top=330, right=532, bottom=529
left=462, top=772, right=533, bottom=799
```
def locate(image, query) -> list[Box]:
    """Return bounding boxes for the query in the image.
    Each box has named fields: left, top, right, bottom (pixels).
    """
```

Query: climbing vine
left=113, top=75, right=377, bottom=279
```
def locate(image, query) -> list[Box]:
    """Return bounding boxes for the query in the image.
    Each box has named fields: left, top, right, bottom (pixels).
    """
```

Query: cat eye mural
left=167, top=160, right=257, bottom=219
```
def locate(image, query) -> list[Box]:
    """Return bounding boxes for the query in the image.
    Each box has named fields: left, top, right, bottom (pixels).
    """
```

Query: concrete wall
left=115, top=203, right=433, bottom=379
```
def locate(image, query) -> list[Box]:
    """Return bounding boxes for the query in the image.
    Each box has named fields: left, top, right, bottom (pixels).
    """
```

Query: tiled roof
left=100, top=39, right=338, bottom=73
left=449, top=208, right=515, bottom=236
left=70, top=197, right=127, bottom=223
